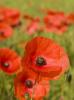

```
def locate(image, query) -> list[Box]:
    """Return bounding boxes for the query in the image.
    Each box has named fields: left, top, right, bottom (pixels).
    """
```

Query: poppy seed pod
left=14, top=72, right=50, bottom=100
left=22, top=37, right=70, bottom=80
left=0, top=48, right=21, bottom=74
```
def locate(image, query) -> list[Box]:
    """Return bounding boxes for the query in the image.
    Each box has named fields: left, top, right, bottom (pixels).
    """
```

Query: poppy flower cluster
left=0, top=8, right=74, bottom=40
left=0, top=7, right=71, bottom=100
left=0, top=7, right=20, bottom=40
left=15, top=36, right=69, bottom=100
left=0, top=36, right=70, bottom=100
left=24, top=10, right=74, bottom=35
left=14, top=72, right=50, bottom=100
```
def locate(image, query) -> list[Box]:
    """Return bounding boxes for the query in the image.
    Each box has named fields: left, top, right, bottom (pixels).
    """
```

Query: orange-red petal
left=22, top=37, right=69, bottom=80
left=0, top=22, right=13, bottom=41
left=0, top=48, right=21, bottom=74
left=14, top=72, right=50, bottom=100
left=0, top=8, right=20, bottom=26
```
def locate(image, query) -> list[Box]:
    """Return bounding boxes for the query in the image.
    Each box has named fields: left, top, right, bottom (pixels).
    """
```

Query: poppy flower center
left=0, top=31, right=4, bottom=35
left=25, top=80, right=33, bottom=88
left=36, top=57, right=46, bottom=66
left=2, top=62, right=9, bottom=68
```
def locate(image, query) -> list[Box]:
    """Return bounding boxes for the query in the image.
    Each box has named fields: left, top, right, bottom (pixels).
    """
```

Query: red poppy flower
left=0, top=48, right=21, bottom=74
left=43, top=10, right=69, bottom=34
left=24, top=16, right=40, bottom=35
left=26, top=21, right=39, bottom=35
left=0, top=8, right=20, bottom=27
left=22, top=37, right=69, bottom=80
left=14, top=72, right=50, bottom=100
left=67, top=13, right=74, bottom=24
left=44, top=24, right=68, bottom=35
left=0, top=8, right=5, bottom=22
left=44, top=10, right=67, bottom=26
left=0, top=23, right=13, bottom=41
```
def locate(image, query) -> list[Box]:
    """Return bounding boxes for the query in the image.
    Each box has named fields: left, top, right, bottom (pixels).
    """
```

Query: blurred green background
left=0, top=0, right=74, bottom=100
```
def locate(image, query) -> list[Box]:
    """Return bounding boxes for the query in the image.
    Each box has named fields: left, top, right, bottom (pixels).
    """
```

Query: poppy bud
left=66, top=72, right=72, bottom=84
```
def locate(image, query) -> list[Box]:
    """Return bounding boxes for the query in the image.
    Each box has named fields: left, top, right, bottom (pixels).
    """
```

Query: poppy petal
left=22, top=37, right=69, bottom=80
left=0, top=48, right=21, bottom=74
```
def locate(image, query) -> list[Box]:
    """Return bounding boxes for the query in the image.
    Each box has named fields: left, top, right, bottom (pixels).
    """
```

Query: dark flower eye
left=0, top=31, right=4, bottom=35
left=25, top=80, right=33, bottom=88
left=36, top=57, right=46, bottom=66
left=2, top=62, right=9, bottom=68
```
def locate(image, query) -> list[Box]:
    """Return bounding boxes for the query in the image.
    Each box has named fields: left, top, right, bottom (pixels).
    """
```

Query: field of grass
left=0, top=0, right=74, bottom=100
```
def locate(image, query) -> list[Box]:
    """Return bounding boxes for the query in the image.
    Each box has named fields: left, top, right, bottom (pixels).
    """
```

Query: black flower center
left=25, top=80, right=33, bottom=88
left=2, top=62, right=9, bottom=68
left=0, top=31, right=4, bottom=35
left=36, top=57, right=46, bottom=66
